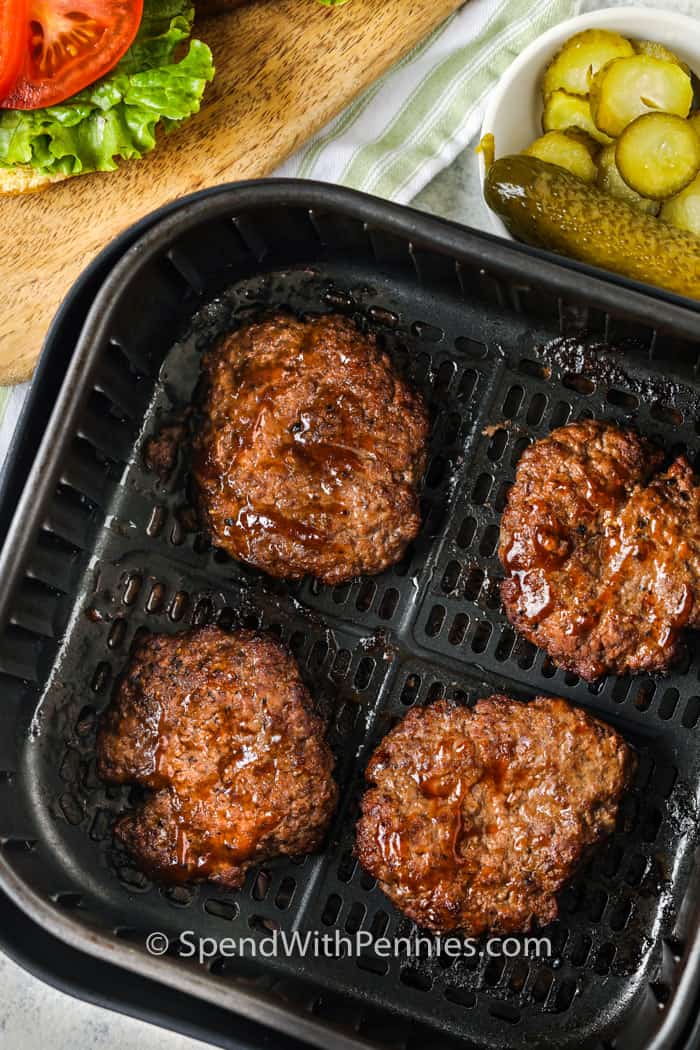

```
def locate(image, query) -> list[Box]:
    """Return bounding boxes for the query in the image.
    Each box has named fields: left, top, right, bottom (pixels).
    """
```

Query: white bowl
left=479, top=6, right=700, bottom=239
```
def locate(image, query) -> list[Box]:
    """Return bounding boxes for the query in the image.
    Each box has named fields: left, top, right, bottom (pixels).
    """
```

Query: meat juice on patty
left=499, top=419, right=700, bottom=680
left=192, top=313, right=430, bottom=584
left=97, top=627, right=337, bottom=885
left=356, top=695, right=634, bottom=936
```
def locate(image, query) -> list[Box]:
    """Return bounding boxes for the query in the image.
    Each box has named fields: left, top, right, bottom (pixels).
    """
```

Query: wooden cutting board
left=1, top=0, right=462, bottom=384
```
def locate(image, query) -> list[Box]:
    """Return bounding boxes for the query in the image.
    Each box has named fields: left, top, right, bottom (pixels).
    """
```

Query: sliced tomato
left=0, top=0, right=144, bottom=110
left=0, top=0, right=27, bottom=100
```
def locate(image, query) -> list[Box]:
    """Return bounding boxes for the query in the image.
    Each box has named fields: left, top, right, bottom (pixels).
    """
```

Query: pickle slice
left=615, top=113, right=700, bottom=199
left=523, top=131, right=597, bottom=183
left=590, top=55, right=693, bottom=137
left=633, top=39, right=690, bottom=74
left=542, top=29, right=634, bottom=98
left=660, top=174, right=700, bottom=235
left=597, top=143, right=659, bottom=214
left=543, top=90, right=613, bottom=145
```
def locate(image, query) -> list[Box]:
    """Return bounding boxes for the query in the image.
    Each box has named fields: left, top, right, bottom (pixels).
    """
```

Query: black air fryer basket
left=1, top=181, right=700, bottom=1050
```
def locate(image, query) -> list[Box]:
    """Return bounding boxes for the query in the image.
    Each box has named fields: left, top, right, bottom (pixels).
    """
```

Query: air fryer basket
left=1, top=181, right=700, bottom=1050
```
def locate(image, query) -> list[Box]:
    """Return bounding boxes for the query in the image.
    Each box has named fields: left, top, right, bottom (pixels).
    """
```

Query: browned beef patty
left=192, top=314, right=430, bottom=584
left=97, top=627, right=337, bottom=886
left=499, top=419, right=700, bottom=680
left=355, top=695, right=634, bottom=936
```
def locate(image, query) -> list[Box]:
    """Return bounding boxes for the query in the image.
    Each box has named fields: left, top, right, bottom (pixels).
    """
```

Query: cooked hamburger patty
left=499, top=419, right=700, bottom=680
left=192, top=313, right=430, bottom=584
left=356, top=695, right=634, bottom=936
left=97, top=627, right=337, bottom=885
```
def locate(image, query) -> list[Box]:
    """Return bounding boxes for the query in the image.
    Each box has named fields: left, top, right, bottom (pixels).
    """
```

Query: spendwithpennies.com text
left=145, top=929, right=552, bottom=965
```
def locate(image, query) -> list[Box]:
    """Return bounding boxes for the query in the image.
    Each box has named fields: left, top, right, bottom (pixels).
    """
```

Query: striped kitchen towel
left=276, top=0, right=574, bottom=200
left=0, top=0, right=576, bottom=466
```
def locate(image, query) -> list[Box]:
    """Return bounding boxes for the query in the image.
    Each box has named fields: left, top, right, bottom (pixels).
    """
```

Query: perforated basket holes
left=414, top=350, right=700, bottom=715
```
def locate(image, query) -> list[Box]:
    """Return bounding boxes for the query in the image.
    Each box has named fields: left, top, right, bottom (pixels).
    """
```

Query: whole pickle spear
left=484, top=155, right=700, bottom=300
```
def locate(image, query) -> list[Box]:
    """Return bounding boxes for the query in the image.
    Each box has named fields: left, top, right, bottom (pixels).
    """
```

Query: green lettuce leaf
left=0, top=0, right=214, bottom=176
